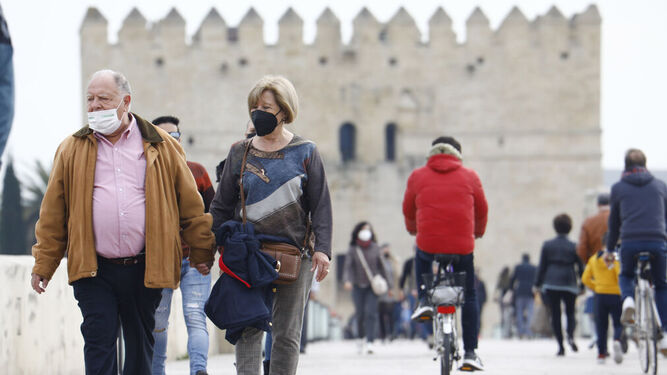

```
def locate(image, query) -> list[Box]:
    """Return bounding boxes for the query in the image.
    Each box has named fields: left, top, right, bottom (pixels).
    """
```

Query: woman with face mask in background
left=343, top=221, right=388, bottom=355
left=210, top=75, right=332, bottom=375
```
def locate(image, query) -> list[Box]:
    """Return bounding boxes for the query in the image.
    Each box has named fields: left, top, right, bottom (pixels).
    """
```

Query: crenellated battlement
left=81, top=5, right=600, bottom=49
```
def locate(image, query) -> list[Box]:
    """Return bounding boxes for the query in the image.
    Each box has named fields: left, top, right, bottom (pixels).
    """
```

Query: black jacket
left=535, top=235, right=583, bottom=293
left=607, top=168, right=667, bottom=250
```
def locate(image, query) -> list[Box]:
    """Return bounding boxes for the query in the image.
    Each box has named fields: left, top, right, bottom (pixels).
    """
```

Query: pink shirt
left=92, top=117, right=147, bottom=258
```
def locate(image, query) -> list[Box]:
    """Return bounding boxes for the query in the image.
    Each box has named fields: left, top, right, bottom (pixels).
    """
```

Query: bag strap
left=355, top=246, right=376, bottom=280
left=239, top=139, right=252, bottom=225
left=239, top=138, right=312, bottom=251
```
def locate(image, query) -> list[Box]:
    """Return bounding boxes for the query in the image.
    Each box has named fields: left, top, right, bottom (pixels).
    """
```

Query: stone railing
left=0, top=255, right=233, bottom=374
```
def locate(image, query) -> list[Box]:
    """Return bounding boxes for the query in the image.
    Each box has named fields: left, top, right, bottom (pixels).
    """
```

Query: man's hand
left=31, top=273, right=49, bottom=294
left=344, top=281, right=353, bottom=291
left=311, top=252, right=330, bottom=282
left=192, top=261, right=213, bottom=276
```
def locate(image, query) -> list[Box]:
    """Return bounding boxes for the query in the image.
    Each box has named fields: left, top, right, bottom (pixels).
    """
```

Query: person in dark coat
left=535, top=214, right=584, bottom=356
left=511, top=253, right=537, bottom=338
left=606, top=149, right=667, bottom=354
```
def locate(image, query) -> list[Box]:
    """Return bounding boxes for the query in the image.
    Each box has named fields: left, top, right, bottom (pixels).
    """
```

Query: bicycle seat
left=434, top=254, right=460, bottom=265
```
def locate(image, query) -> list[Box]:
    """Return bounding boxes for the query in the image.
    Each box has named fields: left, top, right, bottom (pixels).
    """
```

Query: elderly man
left=606, top=148, right=667, bottom=355
left=31, top=69, right=215, bottom=374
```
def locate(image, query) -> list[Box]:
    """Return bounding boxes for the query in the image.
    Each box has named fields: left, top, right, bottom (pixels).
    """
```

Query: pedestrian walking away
left=210, top=75, right=333, bottom=375
left=30, top=69, right=215, bottom=375
left=535, top=213, right=584, bottom=357
left=151, top=115, right=216, bottom=375
left=510, top=254, right=537, bottom=339
left=343, top=222, right=388, bottom=354
left=605, top=148, right=667, bottom=356
left=581, top=245, right=624, bottom=364
left=402, top=136, right=488, bottom=371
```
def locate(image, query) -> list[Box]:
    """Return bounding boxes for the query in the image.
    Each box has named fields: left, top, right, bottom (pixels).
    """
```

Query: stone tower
left=80, top=5, right=602, bottom=328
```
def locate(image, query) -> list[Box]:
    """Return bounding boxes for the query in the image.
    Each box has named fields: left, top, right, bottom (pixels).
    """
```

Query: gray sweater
left=210, top=136, right=333, bottom=258
left=343, top=242, right=388, bottom=287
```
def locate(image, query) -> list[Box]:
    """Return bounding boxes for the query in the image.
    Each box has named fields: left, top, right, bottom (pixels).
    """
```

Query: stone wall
left=0, top=255, right=232, bottom=374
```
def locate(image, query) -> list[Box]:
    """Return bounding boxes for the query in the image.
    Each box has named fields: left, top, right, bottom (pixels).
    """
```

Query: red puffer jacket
left=402, top=154, right=488, bottom=254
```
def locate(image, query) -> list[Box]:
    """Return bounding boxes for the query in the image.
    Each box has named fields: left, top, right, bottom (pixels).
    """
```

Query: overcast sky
left=2, top=0, right=666, bottom=180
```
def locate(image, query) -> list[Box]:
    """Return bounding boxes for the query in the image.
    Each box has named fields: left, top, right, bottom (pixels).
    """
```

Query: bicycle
left=420, top=254, right=466, bottom=375
left=629, top=252, right=664, bottom=375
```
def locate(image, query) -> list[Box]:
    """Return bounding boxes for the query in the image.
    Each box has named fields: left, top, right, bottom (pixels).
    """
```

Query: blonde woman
left=210, top=75, right=332, bottom=375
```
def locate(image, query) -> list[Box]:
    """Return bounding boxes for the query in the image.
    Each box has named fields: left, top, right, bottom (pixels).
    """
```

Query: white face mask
left=87, top=98, right=126, bottom=135
left=358, top=229, right=372, bottom=242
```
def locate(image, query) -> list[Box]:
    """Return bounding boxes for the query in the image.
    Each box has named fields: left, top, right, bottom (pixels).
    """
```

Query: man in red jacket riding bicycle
left=402, top=136, right=488, bottom=371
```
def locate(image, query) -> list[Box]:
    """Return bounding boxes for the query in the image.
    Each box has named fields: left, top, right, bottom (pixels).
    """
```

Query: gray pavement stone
left=167, top=337, right=656, bottom=374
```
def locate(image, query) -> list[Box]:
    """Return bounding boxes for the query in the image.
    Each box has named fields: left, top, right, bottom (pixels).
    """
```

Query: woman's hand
left=311, top=251, right=330, bottom=282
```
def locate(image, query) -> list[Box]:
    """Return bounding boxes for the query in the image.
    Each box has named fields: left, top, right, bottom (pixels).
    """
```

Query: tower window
left=339, top=123, right=356, bottom=163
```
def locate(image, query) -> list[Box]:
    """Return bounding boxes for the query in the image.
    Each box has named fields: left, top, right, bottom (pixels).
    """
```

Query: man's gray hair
left=89, top=69, right=132, bottom=95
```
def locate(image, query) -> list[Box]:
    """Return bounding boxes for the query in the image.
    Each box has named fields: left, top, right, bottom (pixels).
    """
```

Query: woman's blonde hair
left=247, top=75, right=299, bottom=124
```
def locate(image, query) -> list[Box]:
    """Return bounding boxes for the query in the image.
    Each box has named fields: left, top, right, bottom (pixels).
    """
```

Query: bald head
left=624, top=148, right=647, bottom=171
left=88, top=69, right=132, bottom=96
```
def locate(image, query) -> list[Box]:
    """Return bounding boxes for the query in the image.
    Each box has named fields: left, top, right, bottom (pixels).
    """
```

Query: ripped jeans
left=152, top=258, right=211, bottom=375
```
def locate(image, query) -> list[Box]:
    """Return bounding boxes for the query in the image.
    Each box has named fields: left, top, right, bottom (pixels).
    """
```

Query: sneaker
left=612, top=340, right=623, bottom=364
left=597, top=353, right=607, bottom=364
left=659, top=335, right=667, bottom=357
left=460, top=352, right=484, bottom=371
left=411, top=302, right=434, bottom=322
left=366, top=341, right=375, bottom=355
left=621, top=297, right=635, bottom=325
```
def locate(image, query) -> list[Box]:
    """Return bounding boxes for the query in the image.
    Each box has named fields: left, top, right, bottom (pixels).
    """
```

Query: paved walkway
left=167, top=337, right=657, bottom=375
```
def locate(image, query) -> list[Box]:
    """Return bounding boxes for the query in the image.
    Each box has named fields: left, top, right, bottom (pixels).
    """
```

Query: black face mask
left=251, top=109, right=281, bottom=137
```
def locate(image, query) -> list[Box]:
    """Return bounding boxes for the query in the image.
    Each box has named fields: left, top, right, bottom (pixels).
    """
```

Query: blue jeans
left=415, top=249, right=479, bottom=352
left=515, top=296, right=534, bottom=337
left=152, top=258, right=211, bottom=375
left=0, top=42, right=14, bottom=160
left=618, top=240, right=667, bottom=332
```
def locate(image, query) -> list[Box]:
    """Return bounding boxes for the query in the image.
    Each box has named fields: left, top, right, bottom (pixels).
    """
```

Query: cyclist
left=605, top=148, right=667, bottom=355
left=402, top=136, right=488, bottom=370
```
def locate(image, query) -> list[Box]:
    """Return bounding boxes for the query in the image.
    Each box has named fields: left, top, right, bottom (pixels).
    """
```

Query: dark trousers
left=378, top=300, right=396, bottom=340
left=544, top=289, right=577, bottom=347
left=72, top=258, right=162, bottom=375
left=594, top=293, right=622, bottom=356
left=415, top=249, right=479, bottom=352
left=352, top=285, right=379, bottom=342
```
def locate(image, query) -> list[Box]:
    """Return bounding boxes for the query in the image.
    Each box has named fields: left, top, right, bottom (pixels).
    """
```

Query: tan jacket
left=576, top=208, right=610, bottom=264
left=32, top=113, right=215, bottom=288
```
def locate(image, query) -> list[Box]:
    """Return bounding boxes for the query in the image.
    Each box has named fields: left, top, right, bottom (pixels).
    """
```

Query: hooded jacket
left=607, top=168, right=667, bottom=250
left=402, top=144, right=488, bottom=254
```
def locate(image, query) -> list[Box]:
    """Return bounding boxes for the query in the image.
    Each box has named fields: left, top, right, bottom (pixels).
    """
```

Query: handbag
left=239, top=140, right=309, bottom=284
left=355, top=246, right=388, bottom=295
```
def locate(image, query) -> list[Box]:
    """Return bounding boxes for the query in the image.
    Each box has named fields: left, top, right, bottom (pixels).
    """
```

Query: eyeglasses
left=168, top=131, right=181, bottom=140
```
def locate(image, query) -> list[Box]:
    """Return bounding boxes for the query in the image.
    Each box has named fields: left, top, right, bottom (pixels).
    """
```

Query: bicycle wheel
left=646, top=294, right=658, bottom=375
left=441, top=332, right=453, bottom=375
